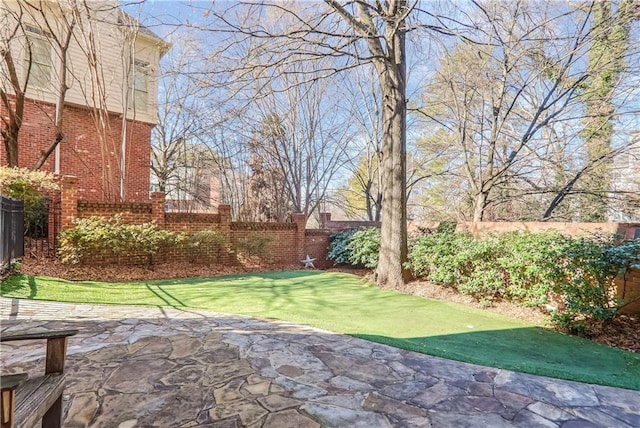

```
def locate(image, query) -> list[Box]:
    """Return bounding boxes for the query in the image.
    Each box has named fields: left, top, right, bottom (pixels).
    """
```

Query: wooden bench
left=1, top=329, right=78, bottom=428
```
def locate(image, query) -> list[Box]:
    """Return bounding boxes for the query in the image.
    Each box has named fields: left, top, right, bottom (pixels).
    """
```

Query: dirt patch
left=13, top=259, right=639, bottom=353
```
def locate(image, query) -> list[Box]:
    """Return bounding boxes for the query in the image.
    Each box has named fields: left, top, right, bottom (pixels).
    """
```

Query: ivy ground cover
left=2, top=270, right=639, bottom=390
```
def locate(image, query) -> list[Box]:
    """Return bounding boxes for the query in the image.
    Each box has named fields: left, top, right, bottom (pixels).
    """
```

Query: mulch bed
left=393, top=279, right=640, bottom=354
left=12, top=258, right=640, bottom=353
left=18, top=257, right=302, bottom=282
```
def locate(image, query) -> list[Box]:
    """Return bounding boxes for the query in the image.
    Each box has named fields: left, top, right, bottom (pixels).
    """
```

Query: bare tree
left=416, top=0, right=640, bottom=222
left=337, top=66, right=384, bottom=222
left=151, top=35, right=214, bottom=206
left=245, top=61, right=354, bottom=220
left=72, top=3, right=132, bottom=201
left=0, top=0, right=75, bottom=168
left=193, top=0, right=415, bottom=286
left=0, top=1, right=26, bottom=167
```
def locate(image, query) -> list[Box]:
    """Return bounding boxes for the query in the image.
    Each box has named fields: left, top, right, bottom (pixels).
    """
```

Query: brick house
left=0, top=0, right=169, bottom=202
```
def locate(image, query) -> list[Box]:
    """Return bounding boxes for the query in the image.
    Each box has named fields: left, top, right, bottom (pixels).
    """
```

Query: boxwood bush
left=327, top=227, right=380, bottom=268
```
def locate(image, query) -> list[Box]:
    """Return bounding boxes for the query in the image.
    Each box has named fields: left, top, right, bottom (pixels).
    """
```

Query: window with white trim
left=129, top=59, right=149, bottom=112
left=24, top=26, right=52, bottom=89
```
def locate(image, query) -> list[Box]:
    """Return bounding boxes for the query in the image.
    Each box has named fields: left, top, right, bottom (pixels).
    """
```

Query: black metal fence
left=1, top=195, right=24, bottom=273
left=24, top=196, right=61, bottom=258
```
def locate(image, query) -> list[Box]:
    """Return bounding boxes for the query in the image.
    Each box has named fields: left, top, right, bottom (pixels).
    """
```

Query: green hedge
left=328, top=227, right=380, bottom=268
left=59, top=215, right=227, bottom=266
left=409, top=231, right=640, bottom=332
left=408, top=231, right=565, bottom=306
left=329, top=227, right=640, bottom=332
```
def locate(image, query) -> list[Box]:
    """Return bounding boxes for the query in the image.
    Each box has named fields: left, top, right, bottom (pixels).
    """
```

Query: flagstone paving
left=1, top=297, right=639, bottom=427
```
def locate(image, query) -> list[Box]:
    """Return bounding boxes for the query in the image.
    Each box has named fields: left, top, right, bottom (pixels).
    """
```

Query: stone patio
left=1, top=297, right=639, bottom=427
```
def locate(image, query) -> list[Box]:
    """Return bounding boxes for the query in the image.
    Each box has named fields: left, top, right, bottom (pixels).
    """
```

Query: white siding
left=0, top=0, right=165, bottom=124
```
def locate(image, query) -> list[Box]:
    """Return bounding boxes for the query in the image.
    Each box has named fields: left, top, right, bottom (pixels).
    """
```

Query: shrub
left=327, top=227, right=380, bottom=268
left=236, top=232, right=272, bottom=257
left=409, top=232, right=566, bottom=305
left=126, top=222, right=176, bottom=266
left=408, top=229, right=640, bottom=333
left=327, top=229, right=356, bottom=265
left=182, top=230, right=226, bottom=263
left=549, top=235, right=640, bottom=333
left=347, top=227, right=380, bottom=268
left=408, top=231, right=474, bottom=286
left=494, top=232, right=567, bottom=306
left=0, top=167, right=58, bottom=194
left=59, top=215, right=176, bottom=266
left=59, top=216, right=117, bottom=264
left=0, top=167, right=58, bottom=239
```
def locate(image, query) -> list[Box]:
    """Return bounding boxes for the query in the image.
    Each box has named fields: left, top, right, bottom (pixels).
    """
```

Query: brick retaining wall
left=56, top=177, right=640, bottom=314
left=304, top=229, right=332, bottom=269
left=60, top=176, right=311, bottom=267
left=456, top=221, right=640, bottom=240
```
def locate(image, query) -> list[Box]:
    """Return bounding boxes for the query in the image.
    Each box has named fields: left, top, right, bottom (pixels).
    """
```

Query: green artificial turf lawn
left=3, top=270, right=639, bottom=390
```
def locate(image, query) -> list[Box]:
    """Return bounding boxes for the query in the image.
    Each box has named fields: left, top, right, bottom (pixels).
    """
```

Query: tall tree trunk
left=375, top=24, right=410, bottom=288
left=1, top=43, right=25, bottom=167
left=3, top=132, right=19, bottom=166
left=365, top=181, right=373, bottom=221
left=472, top=191, right=488, bottom=222
left=579, top=0, right=635, bottom=221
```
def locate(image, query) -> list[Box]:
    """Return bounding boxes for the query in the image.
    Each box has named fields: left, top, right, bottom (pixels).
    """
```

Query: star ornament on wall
left=301, top=255, right=316, bottom=269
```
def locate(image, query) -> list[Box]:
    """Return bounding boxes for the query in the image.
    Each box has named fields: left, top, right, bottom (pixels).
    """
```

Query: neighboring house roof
left=1, top=0, right=171, bottom=201
left=118, top=9, right=171, bottom=57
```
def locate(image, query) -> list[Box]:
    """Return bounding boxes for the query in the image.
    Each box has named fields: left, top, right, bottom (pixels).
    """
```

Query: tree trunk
left=374, top=191, right=382, bottom=222
left=473, top=191, right=488, bottom=222
left=365, top=181, right=373, bottom=221
left=375, top=24, right=411, bottom=288
left=1, top=46, right=25, bottom=167
left=4, top=133, right=19, bottom=167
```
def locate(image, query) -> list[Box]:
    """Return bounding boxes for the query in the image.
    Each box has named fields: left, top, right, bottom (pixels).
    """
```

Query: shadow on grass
left=149, top=269, right=328, bottom=286
left=149, top=285, right=186, bottom=307
left=0, top=274, right=30, bottom=295
left=354, top=327, right=640, bottom=391
left=28, top=275, right=38, bottom=299
left=146, top=270, right=348, bottom=314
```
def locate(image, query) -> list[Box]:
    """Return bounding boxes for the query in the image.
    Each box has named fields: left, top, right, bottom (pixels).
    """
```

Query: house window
left=25, top=26, right=52, bottom=89
left=129, top=60, right=148, bottom=112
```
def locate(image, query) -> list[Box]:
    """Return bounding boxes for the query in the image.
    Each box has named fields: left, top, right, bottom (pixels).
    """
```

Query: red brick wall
left=304, top=230, right=332, bottom=269
left=60, top=180, right=314, bottom=267
left=456, top=221, right=640, bottom=239
left=319, top=212, right=380, bottom=232
left=231, top=222, right=298, bottom=265
left=614, top=269, right=640, bottom=315
left=77, top=201, right=152, bottom=224
left=165, top=213, right=221, bottom=233
left=0, top=98, right=152, bottom=202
